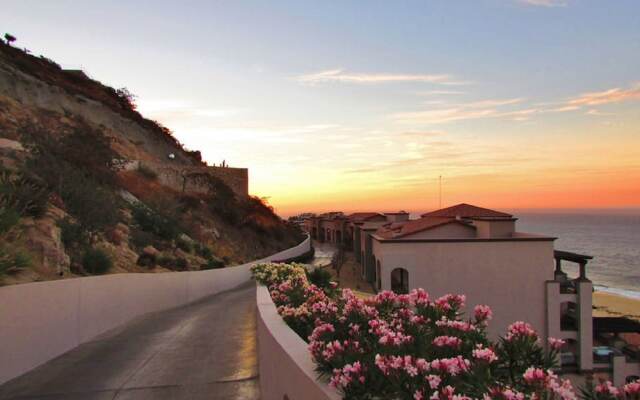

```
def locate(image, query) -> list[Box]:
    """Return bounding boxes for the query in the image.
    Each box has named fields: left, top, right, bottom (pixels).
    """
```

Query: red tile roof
left=347, top=212, right=385, bottom=222
left=421, top=203, right=512, bottom=219
left=375, top=217, right=469, bottom=239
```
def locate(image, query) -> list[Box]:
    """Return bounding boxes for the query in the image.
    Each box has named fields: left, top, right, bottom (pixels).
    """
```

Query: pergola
left=554, top=250, right=593, bottom=280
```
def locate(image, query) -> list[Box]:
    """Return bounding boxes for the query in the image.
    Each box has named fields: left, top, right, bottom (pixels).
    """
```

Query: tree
left=4, top=33, right=16, bottom=46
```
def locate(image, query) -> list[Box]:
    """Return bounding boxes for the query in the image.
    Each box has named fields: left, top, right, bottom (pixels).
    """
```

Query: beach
left=593, top=291, right=640, bottom=321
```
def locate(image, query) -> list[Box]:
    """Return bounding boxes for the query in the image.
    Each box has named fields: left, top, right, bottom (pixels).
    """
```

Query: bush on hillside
left=58, top=218, right=89, bottom=249
left=82, top=248, right=112, bottom=275
left=22, top=126, right=121, bottom=240
left=175, top=237, right=193, bottom=253
left=200, top=257, right=225, bottom=270
left=131, top=204, right=180, bottom=241
left=0, top=206, right=20, bottom=234
left=136, top=164, right=158, bottom=180
left=0, top=169, right=50, bottom=218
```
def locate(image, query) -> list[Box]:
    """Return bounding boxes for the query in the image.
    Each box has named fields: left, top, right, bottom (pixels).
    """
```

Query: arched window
left=391, top=268, right=409, bottom=294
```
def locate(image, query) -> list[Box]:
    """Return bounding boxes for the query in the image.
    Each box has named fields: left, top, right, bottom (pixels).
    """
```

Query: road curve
left=0, top=281, right=259, bottom=400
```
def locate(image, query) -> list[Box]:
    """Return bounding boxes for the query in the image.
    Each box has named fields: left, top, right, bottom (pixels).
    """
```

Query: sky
left=2, top=0, right=639, bottom=216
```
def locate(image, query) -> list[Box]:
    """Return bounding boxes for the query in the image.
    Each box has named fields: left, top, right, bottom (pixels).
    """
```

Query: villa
left=301, top=203, right=640, bottom=385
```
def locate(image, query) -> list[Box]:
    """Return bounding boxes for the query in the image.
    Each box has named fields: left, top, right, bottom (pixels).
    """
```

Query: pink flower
left=432, top=335, right=462, bottom=348
left=505, top=321, right=537, bottom=341
left=426, top=374, right=441, bottom=389
left=548, top=337, right=565, bottom=350
left=472, top=345, right=498, bottom=363
left=523, top=367, right=546, bottom=384
left=474, top=305, right=493, bottom=324
left=625, top=379, right=640, bottom=395
left=595, top=380, right=620, bottom=396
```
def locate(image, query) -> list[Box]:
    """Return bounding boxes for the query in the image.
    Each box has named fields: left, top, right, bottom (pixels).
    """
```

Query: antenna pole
left=439, top=175, right=442, bottom=209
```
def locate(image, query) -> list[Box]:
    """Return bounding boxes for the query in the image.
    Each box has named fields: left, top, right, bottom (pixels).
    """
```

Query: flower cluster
left=251, top=263, right=639, bottom=400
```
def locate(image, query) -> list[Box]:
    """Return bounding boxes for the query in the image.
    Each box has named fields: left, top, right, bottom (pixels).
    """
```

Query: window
left=391, top=268, right=409, bottom=294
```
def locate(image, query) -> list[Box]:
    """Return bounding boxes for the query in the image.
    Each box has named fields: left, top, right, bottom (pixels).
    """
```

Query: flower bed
left=251, top=263, right=640, bottom=400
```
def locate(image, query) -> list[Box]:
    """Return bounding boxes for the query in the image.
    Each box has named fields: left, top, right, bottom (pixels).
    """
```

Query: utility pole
left=439, top=175, right=442, bottom=209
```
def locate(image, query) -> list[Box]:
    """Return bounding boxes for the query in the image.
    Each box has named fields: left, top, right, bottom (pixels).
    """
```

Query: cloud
left=295, top=69, right=464, bottom=85
left=519, top=0, right=567, bottom=7
left=391, top=98, right=533, bottom=124
left=567, top=85, right=640, bottom=106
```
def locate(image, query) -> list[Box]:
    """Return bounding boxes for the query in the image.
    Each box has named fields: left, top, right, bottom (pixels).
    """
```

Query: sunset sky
left=4, top=0, right=639, bottom=216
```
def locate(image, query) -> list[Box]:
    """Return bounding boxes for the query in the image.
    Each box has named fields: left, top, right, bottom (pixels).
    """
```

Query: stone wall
left=124, top=161, right=249, bottom=198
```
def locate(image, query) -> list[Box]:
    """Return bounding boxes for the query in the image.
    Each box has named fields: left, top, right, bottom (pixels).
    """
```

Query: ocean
left=517, top=212, right=640, bottom=300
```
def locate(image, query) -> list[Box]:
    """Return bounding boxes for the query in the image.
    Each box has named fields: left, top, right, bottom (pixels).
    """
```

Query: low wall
left=0, top=236, right=310, bottom=385
left=257, top=284, right=340, bottom=400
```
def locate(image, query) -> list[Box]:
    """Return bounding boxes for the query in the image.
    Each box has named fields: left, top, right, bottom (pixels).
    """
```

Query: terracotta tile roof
left=421, top=203, right=512, bottom=219
left=347, top=212, right=385, bottom=222
left=375, top=217, right=468, bottom=239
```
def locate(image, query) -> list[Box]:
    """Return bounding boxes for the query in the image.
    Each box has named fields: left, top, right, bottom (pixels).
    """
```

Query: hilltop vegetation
left=0, top=36, right=303, bottom=285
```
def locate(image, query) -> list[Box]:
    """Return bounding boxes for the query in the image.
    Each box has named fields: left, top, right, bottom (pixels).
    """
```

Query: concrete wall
left=372, top=239, right=554, bottom=340
left=124, top=160, right=249, bottom=198
left=0, top=236, right=310, bottom=385
left=256, top=285, right=340, bottom=400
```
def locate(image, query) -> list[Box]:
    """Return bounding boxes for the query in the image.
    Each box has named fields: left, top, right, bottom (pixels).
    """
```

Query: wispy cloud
left=392, top=98, right=533, bottom=124
left=567, top=84, right=640, bottom=106
left=295, top=69, right=465, bottom=85
left=519, top=0, right=567, bottom=7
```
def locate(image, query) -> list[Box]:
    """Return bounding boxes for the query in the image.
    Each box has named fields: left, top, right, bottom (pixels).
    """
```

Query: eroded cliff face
left=0, top=42, right=303, bottom=285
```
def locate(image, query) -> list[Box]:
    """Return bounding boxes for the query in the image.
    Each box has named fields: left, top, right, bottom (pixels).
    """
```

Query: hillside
left=0, top=40, right=303, bottom=285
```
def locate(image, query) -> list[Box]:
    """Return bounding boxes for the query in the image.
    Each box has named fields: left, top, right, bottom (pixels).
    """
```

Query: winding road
left=0, top=281, right=259, bottom=400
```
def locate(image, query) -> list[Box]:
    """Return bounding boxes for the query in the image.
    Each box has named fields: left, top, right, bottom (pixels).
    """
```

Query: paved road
left=0, top=281, right=259, bottom=400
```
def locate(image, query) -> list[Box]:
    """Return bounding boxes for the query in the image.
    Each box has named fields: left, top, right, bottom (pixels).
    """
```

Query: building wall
left=371, top=239, right=554, bottom=339
left=405, top=223, right=476, bottom=240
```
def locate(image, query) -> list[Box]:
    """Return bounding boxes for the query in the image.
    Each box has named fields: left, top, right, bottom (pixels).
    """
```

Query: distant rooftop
left=421, top=203, right=512, bottom=219
left=376, top=217, right=464, bottom=239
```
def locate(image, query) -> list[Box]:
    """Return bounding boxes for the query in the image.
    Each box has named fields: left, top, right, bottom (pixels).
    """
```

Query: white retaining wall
left=257, top=284, right=340, bottom=400
left=0, top=236, right=310, bottom=385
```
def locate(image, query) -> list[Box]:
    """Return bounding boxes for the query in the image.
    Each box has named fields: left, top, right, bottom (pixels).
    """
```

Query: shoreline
left=593, top=290, right=640, bottom=321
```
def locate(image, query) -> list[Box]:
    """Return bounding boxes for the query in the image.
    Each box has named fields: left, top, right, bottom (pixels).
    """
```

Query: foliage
left=0, top=169, right=50, bottom=218
left=306, top=267, right=333, bottom=289
left=115, top=87, right=137, bottom=111
left=131, top=204, right=180, bottom=241
left=136, top=253, right=156, bottom=268
left=251, top=263, right=640, bottom=400
left=200, top=257, right=225, bottom=270
left=129, top=228, right=155, bottom=250
left=206, top=175, right=239, bottom=223
left=0, top=246, right=31, bottom=276
left=175, top=237, right=193, bottom=253
left=194, top=242, right=213, bottom=259
left=136, top=164, right=158, bottom=180
left=0, top=206, right=20, bottom=234
left=174, top=257, right=188, bottom=271
left=81, top=248, right=113, bottom=275
left=58, top=218, right=89, bottom=249
left=4, top=33, right=16, bottom=45
left=23, top=126, right=121, bottom=239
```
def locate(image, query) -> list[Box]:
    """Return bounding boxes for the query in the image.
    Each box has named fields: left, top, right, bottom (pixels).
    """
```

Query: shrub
left=131, top=204, right=180, bottom=241
left=58, top=218, right=88, bottom=249
left=200, top=257, right=225, bottom=270
left=136, top=253, right=156, bottom=268
left=82, top=248, right=112, bottom=275
left=174, top=257, right=188, bottom=271
left=130, top=228, right=154, bottom=250
left=250, top=263, right=638, bottom=400
left=136, top=164, right=158, bottom=180
left=0, top=169, right=49, bottom=218
left=0, top=206, right=20, bottom=234
left=175, top=237, right=193, bottom=253
left=194, top=242, right=213, bottom=259
left=0, top=246, right=31, bottom=276
left=306, top=267, right=333, bottom=289
left=157, top=255, right=175, bottom=268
